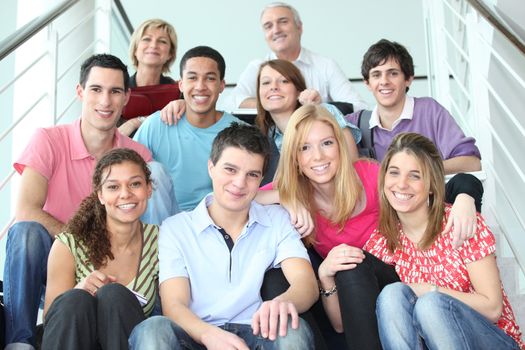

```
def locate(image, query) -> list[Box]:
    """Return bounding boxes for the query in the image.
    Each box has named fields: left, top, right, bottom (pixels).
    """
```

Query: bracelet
left=319, top=284, right=337, bottom=297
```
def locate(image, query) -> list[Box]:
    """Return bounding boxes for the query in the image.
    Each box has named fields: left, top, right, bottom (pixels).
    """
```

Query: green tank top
left=56, top=223, right=159, bottom=316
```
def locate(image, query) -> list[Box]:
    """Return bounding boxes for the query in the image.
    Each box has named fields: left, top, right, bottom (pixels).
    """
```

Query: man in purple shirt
left=347, top=39, right=481, bottom=174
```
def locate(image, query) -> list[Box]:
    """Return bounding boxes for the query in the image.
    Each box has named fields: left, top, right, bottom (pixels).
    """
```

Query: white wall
left=120, top=0, right=430, bottom=107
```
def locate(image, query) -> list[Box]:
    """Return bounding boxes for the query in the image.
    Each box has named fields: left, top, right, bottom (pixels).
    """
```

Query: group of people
left=2, top=1, right=523, bottom=350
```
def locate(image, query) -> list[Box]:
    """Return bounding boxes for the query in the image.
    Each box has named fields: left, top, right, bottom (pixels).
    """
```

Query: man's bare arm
left=276, top=257, right=318, bottom=312
left=15, top=166, right=64, bottom=237
left=443, top=156, right=481, bottom=174
left=239, top=98, right=257, bottom=109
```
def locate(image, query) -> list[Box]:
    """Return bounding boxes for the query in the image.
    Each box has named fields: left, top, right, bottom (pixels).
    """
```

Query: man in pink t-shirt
left=3, top=54, right=176, bottom=349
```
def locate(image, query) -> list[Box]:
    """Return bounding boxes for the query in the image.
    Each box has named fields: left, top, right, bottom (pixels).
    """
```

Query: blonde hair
left=275, top=105, right=362, bottom=247
left=378, top=132, right=446, bottom=252
left=129, top=19, right=177, bottom=73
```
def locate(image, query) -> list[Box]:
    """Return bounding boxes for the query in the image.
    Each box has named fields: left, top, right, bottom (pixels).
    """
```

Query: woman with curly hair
left=41, top=148, right=159, bottom=350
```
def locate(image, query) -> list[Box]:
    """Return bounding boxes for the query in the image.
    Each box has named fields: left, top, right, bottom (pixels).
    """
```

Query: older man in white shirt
left=227, top=2, right=368, bottom=112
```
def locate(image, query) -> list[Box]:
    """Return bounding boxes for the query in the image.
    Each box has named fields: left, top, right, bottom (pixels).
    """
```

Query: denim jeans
left=3, top=221, right=52, bottom=347
left=129, top=315, right=314, bottom=350
left=376, top=282, right=520, bottom=350
left=141, top=161, right=180, bottom=225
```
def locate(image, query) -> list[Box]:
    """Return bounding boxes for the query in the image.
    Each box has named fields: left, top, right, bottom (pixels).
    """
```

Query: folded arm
left=409, top=254, right=503, bottom=322
left=443, top=156, right=481, bottom=174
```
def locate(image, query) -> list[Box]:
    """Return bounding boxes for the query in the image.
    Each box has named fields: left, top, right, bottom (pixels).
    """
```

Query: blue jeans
left=3, top=222, right=53, bottom=346
left=129, top=316, right=314, bottom=350
left=376, top=282, right=520, bottom=350
left=141, top=161, right=179, bottom=225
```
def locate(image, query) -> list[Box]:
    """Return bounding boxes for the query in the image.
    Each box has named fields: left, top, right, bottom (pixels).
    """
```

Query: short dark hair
left=179, top=46, right=226, bottom=80
left=79, top=54, right=130, bottom=90
left=210, top=123, right=270, bottom=174
left=361, top=39, right=414, bottom=86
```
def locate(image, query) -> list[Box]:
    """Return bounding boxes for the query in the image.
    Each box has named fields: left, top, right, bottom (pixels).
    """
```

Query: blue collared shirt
left=159, top=195, right=310, bottom=326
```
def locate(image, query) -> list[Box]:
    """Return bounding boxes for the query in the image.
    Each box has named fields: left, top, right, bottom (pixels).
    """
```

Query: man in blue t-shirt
left=134, top=46, right=242, bottom=211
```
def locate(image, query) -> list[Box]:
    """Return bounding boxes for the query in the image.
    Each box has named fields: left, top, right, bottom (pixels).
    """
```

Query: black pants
left=446, top=173, right=484, bottom=212
left=261, top=269, right=328, bottom=350
left=42, top=283, right=145, bottom=350
left=335, top=250, right=400, bottom=350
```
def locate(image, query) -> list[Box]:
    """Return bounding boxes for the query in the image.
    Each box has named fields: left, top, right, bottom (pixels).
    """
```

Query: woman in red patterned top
left=258, top=105, right=485, bottom=349
left=365, top=132, right=523, bottom=349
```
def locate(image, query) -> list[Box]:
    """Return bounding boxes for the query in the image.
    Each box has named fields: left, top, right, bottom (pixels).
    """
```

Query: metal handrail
left=466, top=0, right=525, bottom=56
left=0, top=0, right=80, bottom=61
left=113, top=0, right=134, bottom=35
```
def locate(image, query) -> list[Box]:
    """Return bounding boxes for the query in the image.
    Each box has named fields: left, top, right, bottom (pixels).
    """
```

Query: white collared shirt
left=370, top=96, right=415, bottom=131
left=225, top=47, right=368, bottom=112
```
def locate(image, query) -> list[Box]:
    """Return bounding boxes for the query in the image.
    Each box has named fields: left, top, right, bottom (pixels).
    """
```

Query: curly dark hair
left=65, top=148, right=151, bottom=268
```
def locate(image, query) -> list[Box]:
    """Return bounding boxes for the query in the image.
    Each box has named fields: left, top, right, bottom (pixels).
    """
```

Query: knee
left=378, top=282, right=411, bottom=303
left=376, top=282, right=414, bottom=317
left=96, top=283, right=129, bottom=299
left=96, top=283, right=136, bottom=309
left=334, top=256, right=373, bottom=286
left=7, top=221, right=52, bottom=253
left=275, top=318, right=314, bottom=350
left=413, top=291, right=447, bottom=326
left=129, top=316, right=177, bottom=349
left=48, top=289, right=95, bottom=317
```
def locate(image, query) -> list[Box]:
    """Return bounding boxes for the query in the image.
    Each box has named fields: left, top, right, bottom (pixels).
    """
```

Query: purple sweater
left=347, top=97, right=481, bottom=161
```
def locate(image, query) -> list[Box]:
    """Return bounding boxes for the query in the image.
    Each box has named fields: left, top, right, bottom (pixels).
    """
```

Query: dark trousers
left=335, top=250, right=400, bottom=350
left=446, top=173, right=484, bottom=212
left=261, top=269, right=327, bottom=350
left=42, top=283, right=145, bottom=350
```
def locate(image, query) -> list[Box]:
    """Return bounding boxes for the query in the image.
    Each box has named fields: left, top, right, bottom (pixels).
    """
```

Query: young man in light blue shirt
left=129, top=123, right=318, bottom=350
left=134, top=46, right=242, bottom=211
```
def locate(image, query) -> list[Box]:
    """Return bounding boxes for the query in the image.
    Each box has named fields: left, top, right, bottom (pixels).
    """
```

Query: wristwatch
left=319, top=284, right=337, bottom=297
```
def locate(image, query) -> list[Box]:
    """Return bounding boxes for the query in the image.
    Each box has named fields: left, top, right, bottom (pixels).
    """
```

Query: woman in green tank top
left=41, top=148, right=159, bottom=350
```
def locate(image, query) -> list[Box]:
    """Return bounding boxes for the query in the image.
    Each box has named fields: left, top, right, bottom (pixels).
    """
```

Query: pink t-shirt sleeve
left=14, top=128, right=56, bottom=179
left=259, top=182, right=274, bottom=191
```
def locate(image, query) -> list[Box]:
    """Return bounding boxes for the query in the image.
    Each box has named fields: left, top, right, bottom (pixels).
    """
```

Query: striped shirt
left=57, top=223, right=159, bottom=316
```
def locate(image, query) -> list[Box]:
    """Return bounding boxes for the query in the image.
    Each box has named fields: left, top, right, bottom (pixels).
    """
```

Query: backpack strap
left=356, top=109, right=376, bottom=159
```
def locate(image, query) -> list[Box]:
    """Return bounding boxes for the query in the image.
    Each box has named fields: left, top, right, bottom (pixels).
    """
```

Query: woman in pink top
left=263, top=105, right=482, bottom=350
left=366, top=132, right=523, bottom=349
left=269, top=104, right=398, bottom=349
